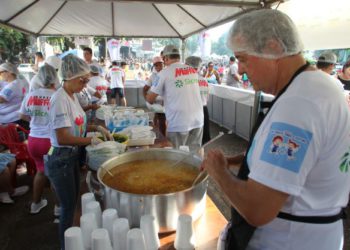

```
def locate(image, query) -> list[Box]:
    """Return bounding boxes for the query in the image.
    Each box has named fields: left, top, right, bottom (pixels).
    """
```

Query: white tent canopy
left=0, top=0, right=349, bottom=50
left=0, top=0, right=280, bottom=39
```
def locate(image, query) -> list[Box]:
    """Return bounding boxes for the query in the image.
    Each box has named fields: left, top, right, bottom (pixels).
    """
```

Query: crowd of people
left=0, top=8, right=350, bottom=250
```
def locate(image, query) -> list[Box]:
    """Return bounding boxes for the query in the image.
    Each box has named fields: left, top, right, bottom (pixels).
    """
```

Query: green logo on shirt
left=340, top=149, right=350, bottom=173
left=175, top=80, right=183, bottom=88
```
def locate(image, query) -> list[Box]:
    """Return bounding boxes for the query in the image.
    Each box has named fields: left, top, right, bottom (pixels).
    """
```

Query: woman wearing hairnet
left=46, top=54, right=112, bottom=249
left=20, top=64, right=60, bottom=215
left=201, top=9, right=350, bottom=250
left=0, top=62, right=28, bottom=127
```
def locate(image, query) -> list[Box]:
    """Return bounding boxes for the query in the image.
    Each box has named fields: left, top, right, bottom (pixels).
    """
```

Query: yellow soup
left=102, top=159, right=199, bottom=194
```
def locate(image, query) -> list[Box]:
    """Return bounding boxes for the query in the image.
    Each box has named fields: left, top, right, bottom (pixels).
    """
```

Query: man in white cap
left=146, top=45, right=203, bottom=151
left=29, top=55, right=62, bottom=92
left=143, top=56, right=166, bottom=136
left=201, top=9, right=350, bottom=250
left=0, top=62, right=28, bottom=127
left=316, top=52, right=344, bottom=91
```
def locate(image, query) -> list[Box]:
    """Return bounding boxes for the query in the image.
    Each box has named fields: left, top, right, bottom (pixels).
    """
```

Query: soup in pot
left=102, top=159, right=199, bottom=194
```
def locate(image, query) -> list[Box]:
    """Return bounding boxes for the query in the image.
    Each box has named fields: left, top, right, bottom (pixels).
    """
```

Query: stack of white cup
left=66, top=193, right=160, bottom=250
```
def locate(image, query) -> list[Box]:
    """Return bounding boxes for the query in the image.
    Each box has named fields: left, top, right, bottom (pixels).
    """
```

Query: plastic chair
left=0, top=123, right=36, bottom=176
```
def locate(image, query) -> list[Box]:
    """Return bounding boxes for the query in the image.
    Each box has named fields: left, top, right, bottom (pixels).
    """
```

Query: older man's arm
left=146, top=91, right=158, bottom=104
left=201, top=149, right=288, bottom=227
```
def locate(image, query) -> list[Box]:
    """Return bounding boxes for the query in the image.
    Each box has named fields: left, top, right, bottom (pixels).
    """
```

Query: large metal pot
left=95, top=148, right=208, bottom=232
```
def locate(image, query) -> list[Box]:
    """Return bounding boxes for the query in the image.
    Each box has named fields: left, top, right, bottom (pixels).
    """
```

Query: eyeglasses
left=79, top=77, right=90, bottom=84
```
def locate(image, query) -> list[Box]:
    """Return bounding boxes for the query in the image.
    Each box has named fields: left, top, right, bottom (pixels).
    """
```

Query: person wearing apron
left=202, top=9, right=350, bottom=250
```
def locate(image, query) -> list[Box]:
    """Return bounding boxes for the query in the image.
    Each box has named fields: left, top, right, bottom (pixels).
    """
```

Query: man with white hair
left=146, top=45, right=203, bottom=151
left=201, top=9, right=350, bottom=250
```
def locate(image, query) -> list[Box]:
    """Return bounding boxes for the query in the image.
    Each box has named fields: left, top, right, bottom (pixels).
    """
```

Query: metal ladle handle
left=170, top=132, right=225, bottom=169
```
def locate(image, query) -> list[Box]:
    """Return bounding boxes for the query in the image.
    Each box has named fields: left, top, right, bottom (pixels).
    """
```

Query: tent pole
left=181, top=38, right=186, bottom=62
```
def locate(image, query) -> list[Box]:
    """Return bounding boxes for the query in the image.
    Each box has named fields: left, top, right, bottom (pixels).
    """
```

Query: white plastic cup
left=112, top=218, right=129, bottom=250
left=126, top=228, right=147, bottom=250
left=81, top=192, right=96, bottom=215
left=85, top=201, right=102, bottom=228
left=102, top=208, right=118, bottom=241
left=64, top=227, right=84, bottom=250
left=140, top=214, right=160, bottom=250
left=91, top=228, right=113, bottom=250
left=174, top=214, right=195, bottom=250
left=80, top=212, right=98, bottom=250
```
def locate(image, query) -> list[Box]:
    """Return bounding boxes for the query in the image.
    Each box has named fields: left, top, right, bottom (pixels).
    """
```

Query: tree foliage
left=0, top=26, right=29, bottom=63
left=211, top=32, right=232, bottom=56
left=46, top=37, right=75, bottom=52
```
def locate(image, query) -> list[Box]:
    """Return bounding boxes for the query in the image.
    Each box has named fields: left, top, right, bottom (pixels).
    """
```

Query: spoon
left=170, top=132, right=224, bottom=169
left=102, top=165, right=114, bottom=177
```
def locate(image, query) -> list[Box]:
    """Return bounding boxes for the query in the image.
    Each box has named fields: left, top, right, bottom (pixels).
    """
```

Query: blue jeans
left=46, top=147, right=81, bottom=250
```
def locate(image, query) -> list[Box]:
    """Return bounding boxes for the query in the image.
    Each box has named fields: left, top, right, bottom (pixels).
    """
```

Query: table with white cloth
left=207, top=84, right=274, bottom=140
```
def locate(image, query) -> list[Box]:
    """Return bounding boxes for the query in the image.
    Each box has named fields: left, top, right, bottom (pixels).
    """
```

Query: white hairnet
left=0, top=62, right=19, bottom=75
left=185, top=56, right=202, bottom=68
left=45, top=56, right=62, bottom=70
left=60, top=54, right=90, bottom=81
left=227, top=9, right=304, bottom=59
left=38, top=63, right=58, bottom=87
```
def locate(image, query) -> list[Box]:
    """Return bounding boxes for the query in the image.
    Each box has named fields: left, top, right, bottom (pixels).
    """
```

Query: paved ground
left=0, top=121, right=349, bottom=249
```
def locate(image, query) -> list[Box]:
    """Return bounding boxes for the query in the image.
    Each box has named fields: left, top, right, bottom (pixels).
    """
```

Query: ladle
left=170, top=132, right=224, bottom=169
left=191, top=132, right=225, bottom=186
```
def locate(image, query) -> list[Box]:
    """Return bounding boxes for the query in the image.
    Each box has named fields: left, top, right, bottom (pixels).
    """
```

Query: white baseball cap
left=162, top=45, right=180, bottom=56
left=318, top=52, right=337, bottom=64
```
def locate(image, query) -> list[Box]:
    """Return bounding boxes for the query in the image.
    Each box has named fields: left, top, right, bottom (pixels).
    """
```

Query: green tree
left=46, top=37, right=75, bottom=52
left=0, top=26, right=29, bottom=62
left=211, top=32, right=232, bottom=56
left=185, top=34, right=199, bottom=55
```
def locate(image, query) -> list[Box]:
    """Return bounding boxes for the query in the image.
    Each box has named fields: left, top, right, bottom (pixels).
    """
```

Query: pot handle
left=86, top=170, right=104, bottom=198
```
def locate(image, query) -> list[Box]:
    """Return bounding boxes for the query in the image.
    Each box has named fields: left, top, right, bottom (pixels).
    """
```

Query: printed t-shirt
left=150, top=62, right=203, bottom=132
left=0, top=79, right=27, bottom=123
left=107, top=66, right=124, bottom=89
left=49, top=87, right=87, bottom=148
left=20, top=88, right=55, bottom=138
left=246, top=71, right=350, bottom=250
left=88, top=76, right=108, bottom=104
left=198, top=75, right=209, bottom=106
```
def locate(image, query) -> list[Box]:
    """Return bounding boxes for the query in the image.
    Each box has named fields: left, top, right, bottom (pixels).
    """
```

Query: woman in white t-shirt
left=46, top=55, right=112, bottom=250
left=20, top=64, right=59, bottom=215
left=0, top=63, right=28, bottom=128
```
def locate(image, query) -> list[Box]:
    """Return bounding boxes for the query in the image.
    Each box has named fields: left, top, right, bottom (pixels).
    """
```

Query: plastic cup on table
left=64, top=227, right=84, bottom=250
left=85, top=201, right=102, bottom=228
left=140, top=214, right=160, bottom=250
left=174, top=214, right=195, bottom=250
left=91, top=228, right=113, bottom=250
left=80, top=212, right=98, bottom=250
left=112, top=218, right=130, bottom=250
left=126, top=228, right=147, bottom=250
left=102, top=208, right=118, bottom=240
left=81, top=192, right=95, bottom=215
